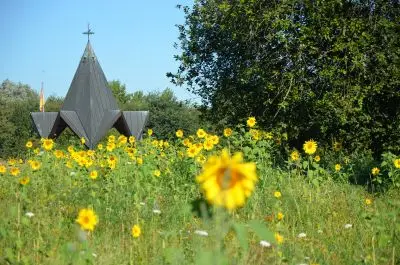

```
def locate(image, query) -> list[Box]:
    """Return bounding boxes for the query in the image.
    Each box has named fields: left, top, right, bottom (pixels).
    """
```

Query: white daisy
left=25, top=212, right=34, bottom=218
left=194, top=230, right=208, bottom=237
left=259, top=240, right=271, bottom=248
left=297, top=232, right=307, bottom=238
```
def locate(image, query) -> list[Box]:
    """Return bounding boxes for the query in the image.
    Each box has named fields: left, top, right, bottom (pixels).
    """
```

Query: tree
left=169, top=0, right=400, bottom=154
left=108, top=80, right=130, bottom=105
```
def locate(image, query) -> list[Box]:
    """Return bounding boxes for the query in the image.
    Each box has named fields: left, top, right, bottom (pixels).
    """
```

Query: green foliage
left=170, top=0, right=400, bottom=155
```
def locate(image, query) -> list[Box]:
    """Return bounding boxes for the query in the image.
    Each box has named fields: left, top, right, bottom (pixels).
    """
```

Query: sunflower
left=89, top=170, right=98, bottom=180
left=76, top=208, right=98, bottom=231
left=147, top=129, right=153, bottom=136
left=365, top=198, right=372, bottom=205
left=128, top=136, right=136, bottom=144
left=196, top=129, right=207, bottom=138
left=196, top=149, right=258, bottom=210
left=314, top=155, right=321, bottom=162
left=223, top=128, right=232, bottom=137
left=97, top=144, right=103, bottom=150
left=303, top=140, right=317, bottom=155
left=54, top=150, right=64, bottom=159
left=371, top=167, right=380, bottom=176
left=274, top=191, right=281, bottom=199
left=131, top=224, right=141, bottom=238
left=394, top=159, right=400, bottom=169
left=0, top=165, right=6, bottom=174
left=42, top=138, right=54, bottom=151
left=290, top=150, right=300, bottom=161
left=203, top=139, right=214, bottom=151
left=26, top=141, right=33, bottom=148
left=30, top=161, right=41, bottom=171
left=246, top=117, right=256, bottom=127
left=19, top=176, right=30, bottom=185
left=335, top=164, right=341, bottom=172
left=80, top=137, right=86, bottom=145
left=10, top=167, right=20, bottom=176
left=153, top=170, right=161, bottom=177
left=277, top=212, right=284, bottom=221
left=274, top=233, right=284, bottom=244
left=176, top=129, right=184, bottom=138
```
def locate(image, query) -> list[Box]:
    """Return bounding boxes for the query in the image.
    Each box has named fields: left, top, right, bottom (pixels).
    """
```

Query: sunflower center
left=83, top=216, right=90, bottom=224
left=217, top=167, right=240, bottom=190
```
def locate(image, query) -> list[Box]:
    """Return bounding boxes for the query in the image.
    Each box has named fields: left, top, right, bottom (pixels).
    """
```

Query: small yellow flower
left=210, top=135, right=219, bottom=145
left=147, top=129, right=153, bottom=136
left=223, top=128, right=232, bottom=137
left=89, top=170, right=98, bottom=180
left=394, top=159, right=400, bottom=169
left=365, top=198, right=372, bottom=205
left=42, top=138, right=54, bottom=151
left=0, top=165, right=6, bottom=174
left=136, top=157, right=143, bottom=165
left=203, top=138, right=214, bottom=151
left=290, top=150, right=300, bottom=161
left=106, top=142, right=116, bottom=152
left=19, top=176, right=30, bottom=185
left=10, top=167, right=20, bottom=176
left=128, top=136, right=136, bottom=144
left=131, top=224, right=141, bottom=238
left=303, top=140, right=317, bottom=155
left=26, top=141, right=33, bottom=148
left=274, top=191, right=281, bottom=199
left=314, top=155, right=321, bottom=162
left=335, top=164, right=341, bottom=172
left=274, top=233, right=284, bottom=244
left=81, top=137, right=86, bottom=145
left=176, top=129, right=184, bottom=138
left=97, top=144, right=103, bottom=150
left=187, top=145, right=200, bottom=158
left=277, top=212, right=284, bottom=221
left=76, top=208, right=98, bottom=231
left=371, top=167, right=380, bottom=176
left=153, top=170, right=161, bottom=177
left=183, top=138, right=192, bottom=147
left=196, top=129, right=207, bottom=138
left=54, top=150, right=64, bottom=159
left=30, top=161, right=41, bottom=171
left=68, top=145, right=75, bottom=153
left=333, top=141, right=342, bottom=152
left=246, top=117, right=256, bottom=127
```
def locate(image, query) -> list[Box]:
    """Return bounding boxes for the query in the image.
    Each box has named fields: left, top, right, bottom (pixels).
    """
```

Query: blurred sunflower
left=42, top=138, right=54, bottom=151
left=131, top=224, right=141, bottom=238
left=394, top=159, right=400, bottom=169
left=176, top=129, right=184, bottom=138
left=25, top=141, right=33, bottom=148
left=19, top=176, right=30, bottom=185
left=223, top=128, right=232, bottom=137
left=303, top=140, right=317, bottom=155
left=196, top=129, right=207, bottom=138
left=10, top=167, right=20, bottom=176
left=196, top=149, right=258, bottom=210
left=290, top=150, right=300, bottom=161
left=246, top=117, right=256, bottom=127
left=0, top=165, right=6, bottom=174
left=371, top=167, right=380, bottom=176
left=76, top=208, right=98, bottom=231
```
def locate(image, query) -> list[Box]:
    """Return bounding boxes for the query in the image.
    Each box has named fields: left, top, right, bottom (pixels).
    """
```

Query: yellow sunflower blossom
left=108, top=135, right=116, bottom=143
left=30, top=160, right=41, bottom=171
left=196, top=129, right=207, bottom=138
left=128, top=136, right=136, bottom=144
left=97, top=143, right=103, bottom=150
left=394, top=159, right=400, bottom=169
left=26, top=141, right=33, bottom=148
left=176, top=129, right=184, bottom=138
left=76, top=208, right=98, bottom=231
left=10, top=167, right=20, bottom=176
left=303, top=140, right=317, bottom=155
left=365, top=198, right=372, bottom=205
left=203, top=139, right=214, bottom=151
left=335, top=164, right=341, bottom=172
left=89, top=170, right=98, bottom=180
left=371, top=167, right=380, bottom=176
left=0, top=165, right=6, bottom=174
left=333, top=141, right=342, bottom=152
left=42, top=138, right=54, bottom=151
left=290, top=150, right=300, bottom=161
left=314, top=155, right=321, bottom=162
left=246, top=117, right=256, bottom=127
left=223, top=128, right=232, bottom=137
left=131, top=224, right=141, bottom=238
left=196, top=149, right=258, bottom=210
left=153, top=170, right=161, bottom=177
left=80, top=137, right=86, bottom=145
left=19, top=176, right=30, bottom=185
left=274, top=233, right=284, bottom=244
left=147, top=129, right=153, bottom=136
left=54, top=150, right=64, bottom=159
left=277, top=212, right=284, bottom=221
left=274, top=191, right=281, bottom=199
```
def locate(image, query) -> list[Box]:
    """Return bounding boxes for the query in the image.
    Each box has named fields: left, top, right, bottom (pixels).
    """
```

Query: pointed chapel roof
left=61, top=40, right=120, bottom=147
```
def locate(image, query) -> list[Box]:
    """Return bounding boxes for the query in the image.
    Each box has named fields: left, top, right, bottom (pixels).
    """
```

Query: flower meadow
left=0, top=118, right=399, bottom=265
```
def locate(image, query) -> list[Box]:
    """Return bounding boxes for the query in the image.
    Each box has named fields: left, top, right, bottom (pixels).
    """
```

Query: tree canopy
left=169, top=0, right=400, bottom=154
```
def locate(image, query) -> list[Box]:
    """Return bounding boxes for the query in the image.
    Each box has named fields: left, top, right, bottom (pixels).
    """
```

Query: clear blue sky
left=0, top=0, right=198, bottom=102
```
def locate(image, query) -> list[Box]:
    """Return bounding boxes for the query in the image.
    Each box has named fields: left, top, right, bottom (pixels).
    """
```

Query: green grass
left=0, top=133, right=398, bottom=265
